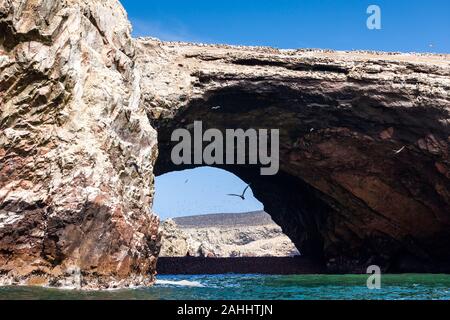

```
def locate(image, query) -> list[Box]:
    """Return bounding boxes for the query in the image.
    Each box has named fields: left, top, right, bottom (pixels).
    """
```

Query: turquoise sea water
left=0, top=274, right=449, bottom=300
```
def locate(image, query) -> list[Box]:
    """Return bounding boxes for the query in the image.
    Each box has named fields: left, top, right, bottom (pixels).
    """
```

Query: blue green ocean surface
left=0, top=274, right=449, bottom=300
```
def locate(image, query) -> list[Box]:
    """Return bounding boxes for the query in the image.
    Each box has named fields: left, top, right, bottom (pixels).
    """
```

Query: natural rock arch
left=148, top=58, right=450, bottom=273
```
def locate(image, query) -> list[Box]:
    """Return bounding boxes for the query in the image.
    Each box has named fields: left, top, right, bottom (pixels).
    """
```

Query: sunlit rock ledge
left=159, top=212, right=300, bottom=258
left=1, top=0, right=449, bottom=289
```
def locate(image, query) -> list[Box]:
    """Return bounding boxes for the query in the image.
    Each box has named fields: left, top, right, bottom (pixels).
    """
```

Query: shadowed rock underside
left=143, top=40, right=450, bottom=273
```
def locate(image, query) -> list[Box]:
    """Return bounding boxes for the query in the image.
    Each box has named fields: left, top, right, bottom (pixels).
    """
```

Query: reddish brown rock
left=380, top=127, right=394, bottom=140
left=0, top=0, right=160, bottom=289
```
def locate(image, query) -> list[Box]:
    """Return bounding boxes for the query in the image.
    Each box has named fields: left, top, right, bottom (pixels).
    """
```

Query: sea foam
left=155, top=279, right=204, bottom=287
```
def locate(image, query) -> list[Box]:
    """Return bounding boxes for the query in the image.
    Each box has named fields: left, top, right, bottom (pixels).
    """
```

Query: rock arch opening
left=151, top=78, right=450, bottom=273
left=153, top=167, right=301, bottom=259
left=153, top=167, right=263, bottom=219
left=152, top=83, right=342, bottom=269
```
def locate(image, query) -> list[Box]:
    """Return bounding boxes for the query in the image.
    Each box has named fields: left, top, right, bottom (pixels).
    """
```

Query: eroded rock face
left=0, top=0, right=160, bottom=289
left=159, top=212, right=299, bottom=258
left=159, top=219, right=190, bottom=257
left=139, top=40, right=450, bottom=272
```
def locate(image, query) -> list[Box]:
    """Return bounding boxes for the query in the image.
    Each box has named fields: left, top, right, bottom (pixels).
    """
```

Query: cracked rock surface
left=0, top=0, right=160, bottom=289
left=159, top=212, right=300, bottom=258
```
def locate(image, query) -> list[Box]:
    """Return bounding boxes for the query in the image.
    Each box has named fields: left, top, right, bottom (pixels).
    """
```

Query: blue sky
left=121, top=0, right=449, bottom=53
left=154, top=167, right=263, bottom=220
left=120, top=1, right=449, bottom=219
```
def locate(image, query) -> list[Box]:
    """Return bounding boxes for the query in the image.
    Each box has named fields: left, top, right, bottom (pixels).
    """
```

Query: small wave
left=156, top=279, right=204, bottom=287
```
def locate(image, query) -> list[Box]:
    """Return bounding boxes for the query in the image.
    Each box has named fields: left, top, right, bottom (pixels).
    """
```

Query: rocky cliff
left=0, top=0, right=160, bottom=289
left=159, top=212, right=300, bottom=258
left=1, top=0, right=449, bottom=289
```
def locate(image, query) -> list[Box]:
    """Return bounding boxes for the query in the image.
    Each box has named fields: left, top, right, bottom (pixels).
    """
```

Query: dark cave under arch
left=151, top=83, right=450, bottom=273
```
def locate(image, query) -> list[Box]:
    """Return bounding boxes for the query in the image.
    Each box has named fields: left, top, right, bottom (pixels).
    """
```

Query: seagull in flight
left=394, top=146, right=406, bottom=154
left=227, top=184, right=251, bottom=200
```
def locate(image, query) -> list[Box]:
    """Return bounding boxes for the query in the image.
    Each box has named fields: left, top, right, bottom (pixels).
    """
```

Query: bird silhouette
left=227, top=184, right=251, bottom=200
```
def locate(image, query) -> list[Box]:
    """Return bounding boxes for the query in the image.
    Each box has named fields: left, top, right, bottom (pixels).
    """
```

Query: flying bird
left=211, top=105, right=222, bottom=110
left=394, top=146, right=406, bottom=154
left=227, top=184, right=251, bottom=200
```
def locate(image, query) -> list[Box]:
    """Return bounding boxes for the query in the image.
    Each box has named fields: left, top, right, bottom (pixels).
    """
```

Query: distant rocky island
left=160, top=211, right=300, bottom=258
